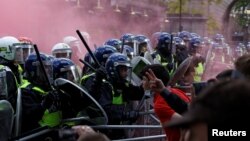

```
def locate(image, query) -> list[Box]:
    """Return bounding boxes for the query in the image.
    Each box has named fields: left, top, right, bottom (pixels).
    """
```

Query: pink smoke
left=0, top=0, right=163, bottom=55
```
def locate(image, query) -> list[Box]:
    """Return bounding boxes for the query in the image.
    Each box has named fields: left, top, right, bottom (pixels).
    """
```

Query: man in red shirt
left=140, top=64, right=190, bottom=141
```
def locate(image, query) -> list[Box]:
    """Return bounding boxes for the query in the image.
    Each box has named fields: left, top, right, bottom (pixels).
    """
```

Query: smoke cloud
left=0, top=0, right=163, bottom=55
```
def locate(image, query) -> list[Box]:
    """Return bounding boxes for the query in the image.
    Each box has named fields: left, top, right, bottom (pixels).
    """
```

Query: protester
left=234, top=54, right=250, bottom=79
left=140, top=64, right=190, bottom=141
left=73, top=125, right=110, bottom=141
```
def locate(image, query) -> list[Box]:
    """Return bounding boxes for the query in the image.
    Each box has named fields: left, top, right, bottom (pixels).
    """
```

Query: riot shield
left=54, top=78, right=108, bottom=125
left=168, top=56, right=193, bottom=86
left=130, top=56, right=151, bottom=86
left=0, top=100, right=14, bottom=141
left=14, top=88, right=22, bottom=137
left=144, top=51, right=154, bottom=64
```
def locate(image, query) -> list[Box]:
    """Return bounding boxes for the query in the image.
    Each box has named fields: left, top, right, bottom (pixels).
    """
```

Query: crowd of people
left=0, top=30, right=250, bottom=141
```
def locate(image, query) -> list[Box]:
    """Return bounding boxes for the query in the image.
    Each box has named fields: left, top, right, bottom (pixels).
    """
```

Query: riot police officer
left=80, top=45, right=117, bottom=86
left=173, top=37, right=189, bottom=65
left=51, top=43, right=72, bottom=59
left=20, top=53, right=60, bottom=133
left=152, top=33, right=177, bottom=76
left=189, top=37, right=205, bottom=82
left=84, top=53, right=144, bottom=139
left=120, top=33, right=135, bottom=49
left=53, top=58, right=80, bottom=84
left=104, top=38, right=122, bottom=52
left=0, top=36, right=22, bottom=85
left=134, top=34, right=151, bottom=57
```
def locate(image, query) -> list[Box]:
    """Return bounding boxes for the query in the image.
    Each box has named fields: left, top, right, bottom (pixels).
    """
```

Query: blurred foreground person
left=166, top=79, right=250, bottom=141
left=72, top=125, right=110, bottom=141
left=234, top=54, right=250, bottom=79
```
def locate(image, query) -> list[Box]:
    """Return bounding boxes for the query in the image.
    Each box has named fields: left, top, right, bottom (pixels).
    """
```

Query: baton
left=76, top=30, right=101, bottom=67
left=79, top=59, right=96, bottom=72
left=33, top=44, right=54, bottom=90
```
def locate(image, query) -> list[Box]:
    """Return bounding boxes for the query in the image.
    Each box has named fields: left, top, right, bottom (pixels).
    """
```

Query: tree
left=205, top=0, right=223, bottom=36
left=232, top=0, right=250, bottom=27
left=208, top=0, right=223, bottom=5
left=167, top=0, right=189, bottom=14
left=207, top=16, right=220, bottom=35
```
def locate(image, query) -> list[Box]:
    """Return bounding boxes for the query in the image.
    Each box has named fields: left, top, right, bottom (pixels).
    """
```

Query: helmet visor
left=23, top=44, right=34, bottom=61
left=33, top=61, right=53, bottom=85
left=14, top=47, right=24, bottom=64
left=53, top=49, right=72, bottom=59
left=122, top=47, right=134, bottom=60
left=14, top=43, right=34, bottom=62
left=60, top=65, right=80, bottom=83
left=116, top=65, right=132, bottom=81
left=138, top=41, right=152, bottom=56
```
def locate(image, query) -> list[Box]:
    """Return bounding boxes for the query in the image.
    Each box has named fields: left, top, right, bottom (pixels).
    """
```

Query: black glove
left=167, top=63, right=174, bottom=72
left=122, top=111, right=139, bottom=123
left=41, top=90, right=60, bottom=109
left=95, top=67, right=107, bottom=81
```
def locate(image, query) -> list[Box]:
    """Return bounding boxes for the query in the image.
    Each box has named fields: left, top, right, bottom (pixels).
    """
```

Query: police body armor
left=0, top=65, right=18, bottom=107
left=0, top=66, right=8, bottom=99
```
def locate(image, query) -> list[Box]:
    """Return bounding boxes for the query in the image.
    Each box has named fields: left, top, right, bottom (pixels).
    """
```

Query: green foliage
left=236, top=14, right=249, bottom=27
left=208, top=0, right=223, bottom=4
left=167, top=0, right=189, bottom=14
left=232, top=0, right=250, bottom=27
left=190, top=9, right=203, bottom=15
left=233, top=0, right=250, bottom=10
left=207, top=16, right=220, bottom=35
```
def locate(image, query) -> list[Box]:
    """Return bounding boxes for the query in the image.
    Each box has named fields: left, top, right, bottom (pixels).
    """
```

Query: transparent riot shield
left=14, top=88, right=22, bottom=137
left=202, top=43, right=234, bottom=81
left=14, top=78, right=108, bottom=140
left=54, top=78, right=108, bottom=125
left=168, top=56, right=193, bottom=86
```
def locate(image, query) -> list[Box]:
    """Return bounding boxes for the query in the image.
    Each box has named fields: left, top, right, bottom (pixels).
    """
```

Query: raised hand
left=144, top=69, right=166, bottom=93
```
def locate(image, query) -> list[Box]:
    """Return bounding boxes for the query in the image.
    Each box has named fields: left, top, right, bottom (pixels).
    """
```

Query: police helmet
left=53, top=58, right=80, bottom=83
left=25, top=53, right=53, bottom=88
left=94, top=45, right=117, bottom=66
left=105, top=53, right=131, bottom=81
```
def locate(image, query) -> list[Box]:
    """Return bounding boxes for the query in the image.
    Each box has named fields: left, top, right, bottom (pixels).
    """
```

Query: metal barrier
left=91, top=125, right=162, bottom=129
left=112, top=134, right=166, bottom=141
